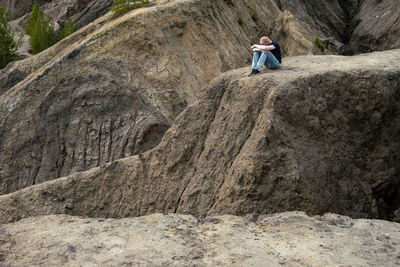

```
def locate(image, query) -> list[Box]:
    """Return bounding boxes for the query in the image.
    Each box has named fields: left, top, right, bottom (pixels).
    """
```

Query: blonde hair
left=260, top=36, right=271, bottom=44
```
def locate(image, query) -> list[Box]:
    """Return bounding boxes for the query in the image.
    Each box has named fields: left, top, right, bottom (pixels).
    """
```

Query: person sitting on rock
left=248, top=36, right=282, bottom=76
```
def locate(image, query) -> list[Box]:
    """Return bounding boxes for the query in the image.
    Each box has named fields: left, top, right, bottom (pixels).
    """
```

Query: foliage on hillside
left=110, top=0, right=150, bottom=18
left=24, top=3, right=76, bottom=55
left=58, top=18, right=76, bottom=40
left=23, top=3, right=56, bottom=54
left=315, top=36, right=326, bottom=52
left=0, top=6, right=19, bottom=69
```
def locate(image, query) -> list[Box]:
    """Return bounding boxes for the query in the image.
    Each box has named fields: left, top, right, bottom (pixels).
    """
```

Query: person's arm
left=251, top=44, right=262, bottom=52
left=252, top=44, right=276, bottom=52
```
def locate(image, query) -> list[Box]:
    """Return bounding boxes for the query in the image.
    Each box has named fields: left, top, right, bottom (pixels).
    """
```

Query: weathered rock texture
left=1, top=49, right=399, bottom=225
left=1, top=212, right=400, bottom=266
left=2, top=0, right=400, bottom=195
left=1, top=0, right=111, bottom=25
left=277, top=0, right=400, bottom=54
left=1, top=0, right=328, bottom=195
left=6, top=0, right=113, bottom=58
left=348, top=0, right=400, bottom=54
left=5, top=0, right=400, bottom=55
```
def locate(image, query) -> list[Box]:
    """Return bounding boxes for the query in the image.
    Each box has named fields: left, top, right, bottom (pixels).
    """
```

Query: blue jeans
left=252, top=51, right=280, bottom=71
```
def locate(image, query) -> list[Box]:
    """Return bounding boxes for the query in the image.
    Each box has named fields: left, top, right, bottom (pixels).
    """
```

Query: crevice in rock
left=337, top=0, right=363, bottom=55
left=373, top=172, right=400, bottom=222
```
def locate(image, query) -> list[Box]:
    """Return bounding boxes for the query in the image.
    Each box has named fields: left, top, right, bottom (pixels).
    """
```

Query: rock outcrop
left=0, top=0, right=324, bottom=195
left=1, top=49, right=399, bottom=225
left=1, top=212, right=400, bottom=266
left=2, top=0, right=400, bottom=196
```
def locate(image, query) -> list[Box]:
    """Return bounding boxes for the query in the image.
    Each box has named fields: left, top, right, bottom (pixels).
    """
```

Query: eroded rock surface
left=1, top=212, right=399, bottom=266
left=276, top=0, right=400, bottom=54
left=0, top=0, right=111, bottom=25
left=1, top=49, right=399, bottom=225
left=2, top=0, right=400, bottom=194
left=2, top=0, right=332, bottom=195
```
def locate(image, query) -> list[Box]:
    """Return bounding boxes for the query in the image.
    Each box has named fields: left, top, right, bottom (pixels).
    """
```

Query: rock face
left=1, top=49, right=399, bottom=225
left=2, top=0, right=400, bottom=196
left=347, top=0, right=400, bottom=54
left=0, top=0, right=47, bottom=19
left=1, top=212, right=400, bottom=266
left=0, top=0, right=325, bottom=195
left=1, top=0, right=111, bottom=25
left=276, top=0, right=400, bottom=54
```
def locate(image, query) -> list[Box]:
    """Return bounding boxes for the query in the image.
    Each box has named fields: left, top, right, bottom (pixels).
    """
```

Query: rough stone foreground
left=1, top=212, right=399, bottom=266
left=1, top=49, right=399, bottom=225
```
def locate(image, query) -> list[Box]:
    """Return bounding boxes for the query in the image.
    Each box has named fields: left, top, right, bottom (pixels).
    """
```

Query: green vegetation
left=24, top=3, right=56, bottom=54
left=58, top=18, right=75, bottom=40
left=23, top=3, right=75, bottom=54
left=315, top=36, right=326, bottom=52
left=238, top=17, right=243, bottom=25
left=251, top=13, right=258, bottom=22
left=0, top=6, right=19, bottom=69
left=110, top=0, right=150, bottom=18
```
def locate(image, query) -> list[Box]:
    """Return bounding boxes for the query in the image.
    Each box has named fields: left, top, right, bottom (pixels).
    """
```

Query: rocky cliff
left=2, top=0, right=400, bottom=196
left=1, top=1, right=400, bottom=265
left=0, top=0, right=317, bottom=195
left=1, top=49, right=399, bottom=225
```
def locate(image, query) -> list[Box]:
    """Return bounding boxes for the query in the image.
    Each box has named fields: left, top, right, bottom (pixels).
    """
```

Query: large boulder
left=0, top=49, right=399, bottom=224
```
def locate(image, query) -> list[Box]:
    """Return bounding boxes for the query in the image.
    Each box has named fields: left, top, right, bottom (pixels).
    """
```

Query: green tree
left=58, top=17, right=75, bottom=40
left=24, top=3, right=56, bottom=54
left=0, top=6, right=19, bottom=69
left=23, top=3, right=40, bottom=35
left=110, top=0, right=150, bottom=18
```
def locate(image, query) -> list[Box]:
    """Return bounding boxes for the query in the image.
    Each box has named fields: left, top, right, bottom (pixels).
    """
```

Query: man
left=248, top=36, right=282, bottom=76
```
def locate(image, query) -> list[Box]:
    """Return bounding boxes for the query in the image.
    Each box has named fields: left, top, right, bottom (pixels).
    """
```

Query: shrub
left=238, top=17, right=243, bottom=25
left=251, top=13, right=258, bottom=22
left=0, top=6, right=19, bottom=69
left=110, top=0, right=150, bottom=18
left=58, top=17, right=75, bottom=40
left=315, top=36, right=326, bottom=52
left=24, top=3, right=56, bottom=54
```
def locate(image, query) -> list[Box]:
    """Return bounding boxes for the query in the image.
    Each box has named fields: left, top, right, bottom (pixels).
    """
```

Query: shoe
left=248, top=69, right=260, bottom=77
